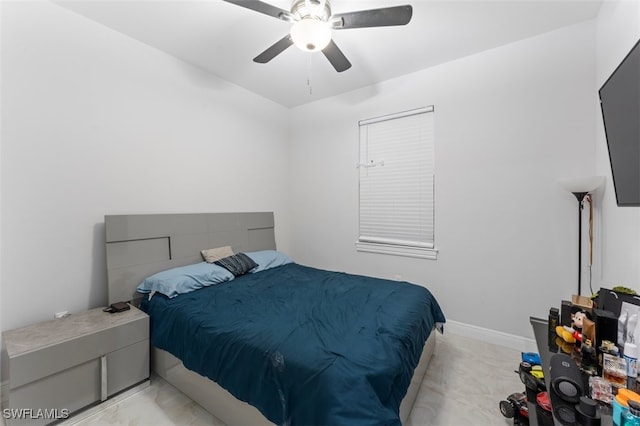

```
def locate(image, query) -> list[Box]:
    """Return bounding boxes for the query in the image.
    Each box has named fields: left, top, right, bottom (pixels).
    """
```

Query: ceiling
left=54, top=0, right=603, bottom=108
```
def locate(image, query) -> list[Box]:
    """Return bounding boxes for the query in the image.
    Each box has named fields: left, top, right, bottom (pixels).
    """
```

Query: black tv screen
left=599, top=38, right=640, bottom=206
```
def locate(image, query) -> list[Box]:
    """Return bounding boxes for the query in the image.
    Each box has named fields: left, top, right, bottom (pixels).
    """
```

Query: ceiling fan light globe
left=290, top=18, right=332, bottom=52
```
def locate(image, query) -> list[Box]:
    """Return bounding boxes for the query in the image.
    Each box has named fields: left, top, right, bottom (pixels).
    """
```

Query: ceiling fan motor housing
left=291, top=0, right=331, bottom=21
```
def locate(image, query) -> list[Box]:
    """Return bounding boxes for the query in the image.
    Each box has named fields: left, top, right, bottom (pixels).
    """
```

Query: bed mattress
left=140, top=263, right=445, bottom=426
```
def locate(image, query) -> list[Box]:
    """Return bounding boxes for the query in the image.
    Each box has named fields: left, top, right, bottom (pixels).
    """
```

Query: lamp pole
left=559, top=176, right=604, bottom=297
left=572, top=191, right=589, bottom=296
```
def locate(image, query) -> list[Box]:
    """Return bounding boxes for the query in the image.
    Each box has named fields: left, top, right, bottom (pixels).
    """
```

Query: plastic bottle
left=612, top=389, right=640, bottom=426
left=624, top=400, right=640, bottom=426
left=626, top=342, right=639, bottom=378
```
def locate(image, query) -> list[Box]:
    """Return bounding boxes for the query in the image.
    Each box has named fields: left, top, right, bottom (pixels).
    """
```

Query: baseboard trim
left=445, top=320, right=538, bottom=353
left=59, top=379, right=150, bottom=425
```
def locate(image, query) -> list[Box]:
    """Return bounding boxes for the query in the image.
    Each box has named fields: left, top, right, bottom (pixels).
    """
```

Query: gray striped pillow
left=214, top=253, right=258, bottom=276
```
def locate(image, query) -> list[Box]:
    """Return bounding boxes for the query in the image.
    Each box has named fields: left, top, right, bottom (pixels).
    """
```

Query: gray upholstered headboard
left=105, top=212, right=276, bottom=305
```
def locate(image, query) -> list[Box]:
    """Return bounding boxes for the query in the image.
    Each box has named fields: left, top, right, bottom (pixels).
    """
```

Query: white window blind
left=357, top=106, right=436, bottom=259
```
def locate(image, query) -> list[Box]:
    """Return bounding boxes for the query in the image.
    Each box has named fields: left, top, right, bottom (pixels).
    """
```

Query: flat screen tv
left=599, top=38, right=640, bottom=206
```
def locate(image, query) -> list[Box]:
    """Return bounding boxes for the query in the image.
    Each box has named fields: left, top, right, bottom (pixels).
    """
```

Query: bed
left=104, top=212, right=445, bottom=425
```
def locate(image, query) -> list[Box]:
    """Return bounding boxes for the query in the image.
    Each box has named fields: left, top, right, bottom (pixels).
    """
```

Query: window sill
left=355, top=242, right=438, bottom=260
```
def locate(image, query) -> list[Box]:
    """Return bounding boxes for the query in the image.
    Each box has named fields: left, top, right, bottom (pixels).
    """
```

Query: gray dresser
left=1, top=306, right=149, bottom=425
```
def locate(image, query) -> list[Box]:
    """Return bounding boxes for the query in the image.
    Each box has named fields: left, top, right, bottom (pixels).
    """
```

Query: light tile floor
left=65, top=332, right=525, bottom=426
left=406, top=332, right=525, bottom=426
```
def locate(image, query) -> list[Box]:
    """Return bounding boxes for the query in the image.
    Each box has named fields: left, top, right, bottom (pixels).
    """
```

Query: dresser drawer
left=2, top=306, right=150, bottom=425
left=9, top=317, right=147, bottom=389
left=9, top=359, right=100, bottom=426
left=107, top=339, right=149, bottom=397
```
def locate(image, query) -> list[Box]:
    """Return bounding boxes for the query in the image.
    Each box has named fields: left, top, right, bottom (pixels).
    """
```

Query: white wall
left=4, top=0, right=638, bottom=343
left=289, top=21, right=597, bottom=338
left=594, top=0, right=640, bottom=290
left=0, top=1, right=291, bottom=330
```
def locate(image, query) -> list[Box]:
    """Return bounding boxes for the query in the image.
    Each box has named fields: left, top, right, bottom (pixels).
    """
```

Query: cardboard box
left=572, top=294, right=594, bottom=315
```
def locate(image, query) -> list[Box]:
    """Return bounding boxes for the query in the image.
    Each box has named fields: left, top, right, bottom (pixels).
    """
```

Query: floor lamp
left=559, top=176, right=605, bottom=296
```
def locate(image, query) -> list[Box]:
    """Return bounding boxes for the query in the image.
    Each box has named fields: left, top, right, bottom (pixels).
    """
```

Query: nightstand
left=1, top=305, right=149, bottom=425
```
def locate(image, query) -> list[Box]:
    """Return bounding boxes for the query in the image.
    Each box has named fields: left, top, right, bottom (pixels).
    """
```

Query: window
left=356, top=106, right=437, bottom=259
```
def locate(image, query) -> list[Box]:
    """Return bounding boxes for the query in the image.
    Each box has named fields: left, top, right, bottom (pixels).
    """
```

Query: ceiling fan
left=222, top=0, right=413, bottom=72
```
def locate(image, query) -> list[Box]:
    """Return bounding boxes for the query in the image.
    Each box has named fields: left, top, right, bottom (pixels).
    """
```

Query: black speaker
left=575, top=396, right=601, bottom=426
left=550, top=353, right=583, bottom=403
left=554, top=403, right=577, bottom=425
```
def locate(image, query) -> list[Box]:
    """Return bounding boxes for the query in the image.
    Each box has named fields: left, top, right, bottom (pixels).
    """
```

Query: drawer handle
left=101, top=355, right=107, bottom=401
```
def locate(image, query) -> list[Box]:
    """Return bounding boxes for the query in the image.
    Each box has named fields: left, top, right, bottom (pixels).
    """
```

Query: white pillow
left=201, top=245, right=234, bottom=263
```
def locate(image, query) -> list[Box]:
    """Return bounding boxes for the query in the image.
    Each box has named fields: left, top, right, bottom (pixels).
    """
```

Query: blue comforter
left=141, top=263, right=445, bottom=426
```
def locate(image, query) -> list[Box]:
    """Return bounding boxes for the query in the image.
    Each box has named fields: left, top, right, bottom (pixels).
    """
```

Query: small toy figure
left=581, top=339, right=598, bottom=375
left=556, top=325, right=577, bottom=344
left=499, top=392, right=529, bottom=424
left=572, top=310, right=589, bottom=331
left=572, top=310, right=591, bottom=350
left=555, top=310, right=592, bottom=349
left=499, top=353, right=551, bottom=425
